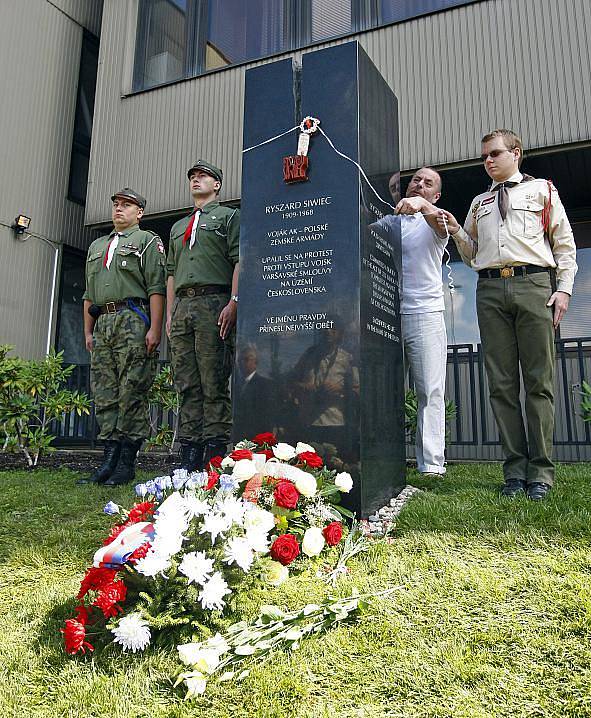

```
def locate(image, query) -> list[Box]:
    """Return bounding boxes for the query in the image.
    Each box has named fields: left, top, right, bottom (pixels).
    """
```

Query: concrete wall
left=0, top=0, right=102, bottom=358
left=86, top=0, right=591, bottom=225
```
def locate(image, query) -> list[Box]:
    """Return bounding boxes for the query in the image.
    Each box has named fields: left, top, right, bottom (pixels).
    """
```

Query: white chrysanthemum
left=199, top=512, right=232, bottom=544
left=151, top=531, right=185, bottom=558
left=111, top=613, right=151, bottom=652
left=243, top=505, right=276, bottom=534
left=198, top=572, right=231, bottom=610
left=295, top=441, right=315, bottom=454
left=155, top=491, right=188, bottom=519
left=245, top=528, right=270, bottom=553
left=178, top=551, right=215, bottom=585
left=134, top=551, right=171, bottom=577
left=215, top=495, right=246, bottom=525
left=184, top=673, right=208, bottom=696
left=232, top=459, right=258, bottom=482
left=221, top=455, right=235, bottom=469
left=223, top=537, right=254, bottom=572
left=273, top=442, right=297, bottom=461
left=302, top=526, right=325, bottom=556
left=294, top=472, right=317, bottom=498
left=183, top=493, right=211, bottom=518
left=334, top=471, right=353, bottom=493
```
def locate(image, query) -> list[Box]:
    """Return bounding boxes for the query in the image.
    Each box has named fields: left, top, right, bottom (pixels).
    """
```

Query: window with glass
left=133, top=0, right=478, bottom=90
left=68, top=31, right=99, bottom=204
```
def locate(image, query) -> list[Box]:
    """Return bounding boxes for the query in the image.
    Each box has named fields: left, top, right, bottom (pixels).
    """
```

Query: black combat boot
left=105, top=439, right=142, bottom=486
left=179, top=440, right=204, bottom=472
left=203, top=439, right=229, bottom=470
left=76, top=440, right=121, bottom=485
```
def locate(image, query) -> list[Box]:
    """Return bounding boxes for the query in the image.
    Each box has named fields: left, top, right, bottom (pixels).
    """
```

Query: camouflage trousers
left=91, top=309, right=157, bottom=442
left=168, top=293, right=234, bottom=443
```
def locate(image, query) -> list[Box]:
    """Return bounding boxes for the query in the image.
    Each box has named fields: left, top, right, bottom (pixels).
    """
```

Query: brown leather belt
left=478, top=265, right=550, bottom=279
left=178, top=284, right=230, bottom=298
left=98, top=298, right=146, bottom=314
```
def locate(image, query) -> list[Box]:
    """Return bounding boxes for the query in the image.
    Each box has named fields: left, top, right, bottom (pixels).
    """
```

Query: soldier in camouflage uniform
left=78, top=188, right=166, bottom=486
left=166, top=160, right=240, bottom=471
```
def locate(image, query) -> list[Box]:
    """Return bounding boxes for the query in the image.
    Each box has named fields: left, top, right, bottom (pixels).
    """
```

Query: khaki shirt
left=452, top=172, right=577, bottom=294
left=167, top=201, right=240, bottom=292
left=83, top=224, right=166, bottom=305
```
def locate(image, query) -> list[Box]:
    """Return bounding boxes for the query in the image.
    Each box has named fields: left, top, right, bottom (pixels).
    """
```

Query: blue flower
left=103, top=501, right=120, bottom=515
left=219, top=474, right=238, bottom=491
left=135, top=483, right=148, bottom=498
left=144, top=480, right=157, bottom=495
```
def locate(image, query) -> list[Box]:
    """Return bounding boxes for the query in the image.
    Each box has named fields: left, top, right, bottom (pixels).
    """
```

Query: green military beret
left=187, top=160, right=223, bottom=185
left=111, top=187, right=147, bottom=209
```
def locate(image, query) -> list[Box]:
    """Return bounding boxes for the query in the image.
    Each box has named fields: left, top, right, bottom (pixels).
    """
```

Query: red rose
left=206, top=471, right=219, bottom=490
left=270, top=534, right=300, bottom=565
left=230, top=449, right=253, bottom=461
left=322, top=521, right=343, bottom=546
left=274, top=480, right=300, bottom=509
left=62, top=619, right=94, bottom=654
left=208, top=455, right=223, bottom=469
left=298, top=451, right=323, bottom=468
left=253, top=432, right=277, bottom=446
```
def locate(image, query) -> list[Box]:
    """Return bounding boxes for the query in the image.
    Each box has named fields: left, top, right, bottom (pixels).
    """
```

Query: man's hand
left=145, top=328, right=161, bottom=354
left=395, top=196, right=427, bottom=215
left=437, top=209, right=460, bottom=235
left=218, top=300, right=237, bottom=339
left=547, top=290, right=570, bottom=328
left=85, top=333, right=94, bottom=352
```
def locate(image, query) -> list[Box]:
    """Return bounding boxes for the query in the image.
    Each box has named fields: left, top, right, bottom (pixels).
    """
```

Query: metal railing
left=53, top=339, right=591, bottom=460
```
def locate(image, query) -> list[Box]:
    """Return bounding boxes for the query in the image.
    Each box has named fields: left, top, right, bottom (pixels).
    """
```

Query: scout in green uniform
left=166, top=160, right=240, bottom=471
left=78, top=188, right=166, bottom=486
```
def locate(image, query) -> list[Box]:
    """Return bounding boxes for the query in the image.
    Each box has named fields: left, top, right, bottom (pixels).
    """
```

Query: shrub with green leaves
left=404, top=388, right=457, bottom=443
left=146, top=365, right=180, bottom=454
left=0, top=345, right=90, bottom=467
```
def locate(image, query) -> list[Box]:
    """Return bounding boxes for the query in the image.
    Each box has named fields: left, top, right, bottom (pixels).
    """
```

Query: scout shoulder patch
left=471, top=201, right=482, bottom=217
left=156, top=238, right=165, bottom=254
left=481, top=195, right=495, bottom=206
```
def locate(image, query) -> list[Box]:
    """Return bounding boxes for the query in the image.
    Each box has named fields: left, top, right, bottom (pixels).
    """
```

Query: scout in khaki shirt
left=78, top=188, right=166, bottom=487
left=440, top=129, right=577, bottom=501
left=166, top=160, right=240, bottom=472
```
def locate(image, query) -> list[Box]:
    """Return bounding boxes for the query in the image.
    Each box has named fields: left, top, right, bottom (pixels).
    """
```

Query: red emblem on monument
left=283, top=116, right=320, bottom=184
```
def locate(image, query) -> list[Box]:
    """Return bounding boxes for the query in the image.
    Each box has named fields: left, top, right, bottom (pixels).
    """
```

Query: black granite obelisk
left=234, top=41, right=405, bottom=517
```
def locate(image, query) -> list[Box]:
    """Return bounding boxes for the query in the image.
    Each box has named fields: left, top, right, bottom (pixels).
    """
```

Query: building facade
left=1, top=0, right=589, bottom=457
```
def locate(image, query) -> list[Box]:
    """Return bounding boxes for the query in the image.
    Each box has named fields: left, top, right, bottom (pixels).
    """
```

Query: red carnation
left=127, top=501, right=155, bottom=523
left=92, top=580, right=127, bottom=618
left=208, top=455, right=223, bottom=469
left=103, top=522, right=128, bottom=546
left=230, top=448, right=253, bottom=461
left=253, top=432, right=277, bottom=446
left=322, top=521, right=343, bottom=546
left=62, top=619, right=94, bottom=654
left=206, top=471, right=219, bottom=490
left=298, top=451, right=323, bottom=468
left=274, top=480, right=300, bottom=510
left=74, top=604, right=90, bottom=625
left=270, top=534, right=300, bottom=565
left=77, top=567, right=118, bottom=599
left=129, top=542, right=151, bottom=564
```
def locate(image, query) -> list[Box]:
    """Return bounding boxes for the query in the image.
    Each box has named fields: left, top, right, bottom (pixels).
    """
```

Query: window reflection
left=561, top=247, right=591, bottom=339
left=442, top=262, right=480, bottom=346
left=136, top=0, right=187, bottom=89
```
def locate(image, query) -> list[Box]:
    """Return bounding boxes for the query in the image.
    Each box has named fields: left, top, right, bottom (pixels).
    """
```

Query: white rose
left=294, top=472, right=317, bottom=498
left=232, top=459, right=258, bottom=482
left=243, top=505, right=276, bottom=533
left=295, top=441, right=315, bottom=454
left=266, top=560, right=289, bottom=586
left=334, top=471, right=353, bottom=493
left=221, top=456, right=235, bottom=469
left=302, top=527, right=325, bottom=557
left=273, top=442, right=297, bottom=461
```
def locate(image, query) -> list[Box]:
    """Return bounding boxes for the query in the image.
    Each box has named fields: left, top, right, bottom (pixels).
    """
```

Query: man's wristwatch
left=231, top=294, right=238, bottom=303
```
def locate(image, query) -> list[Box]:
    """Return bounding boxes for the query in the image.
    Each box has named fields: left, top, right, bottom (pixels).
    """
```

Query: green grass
left=1, top=463, right=591, bottom=718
